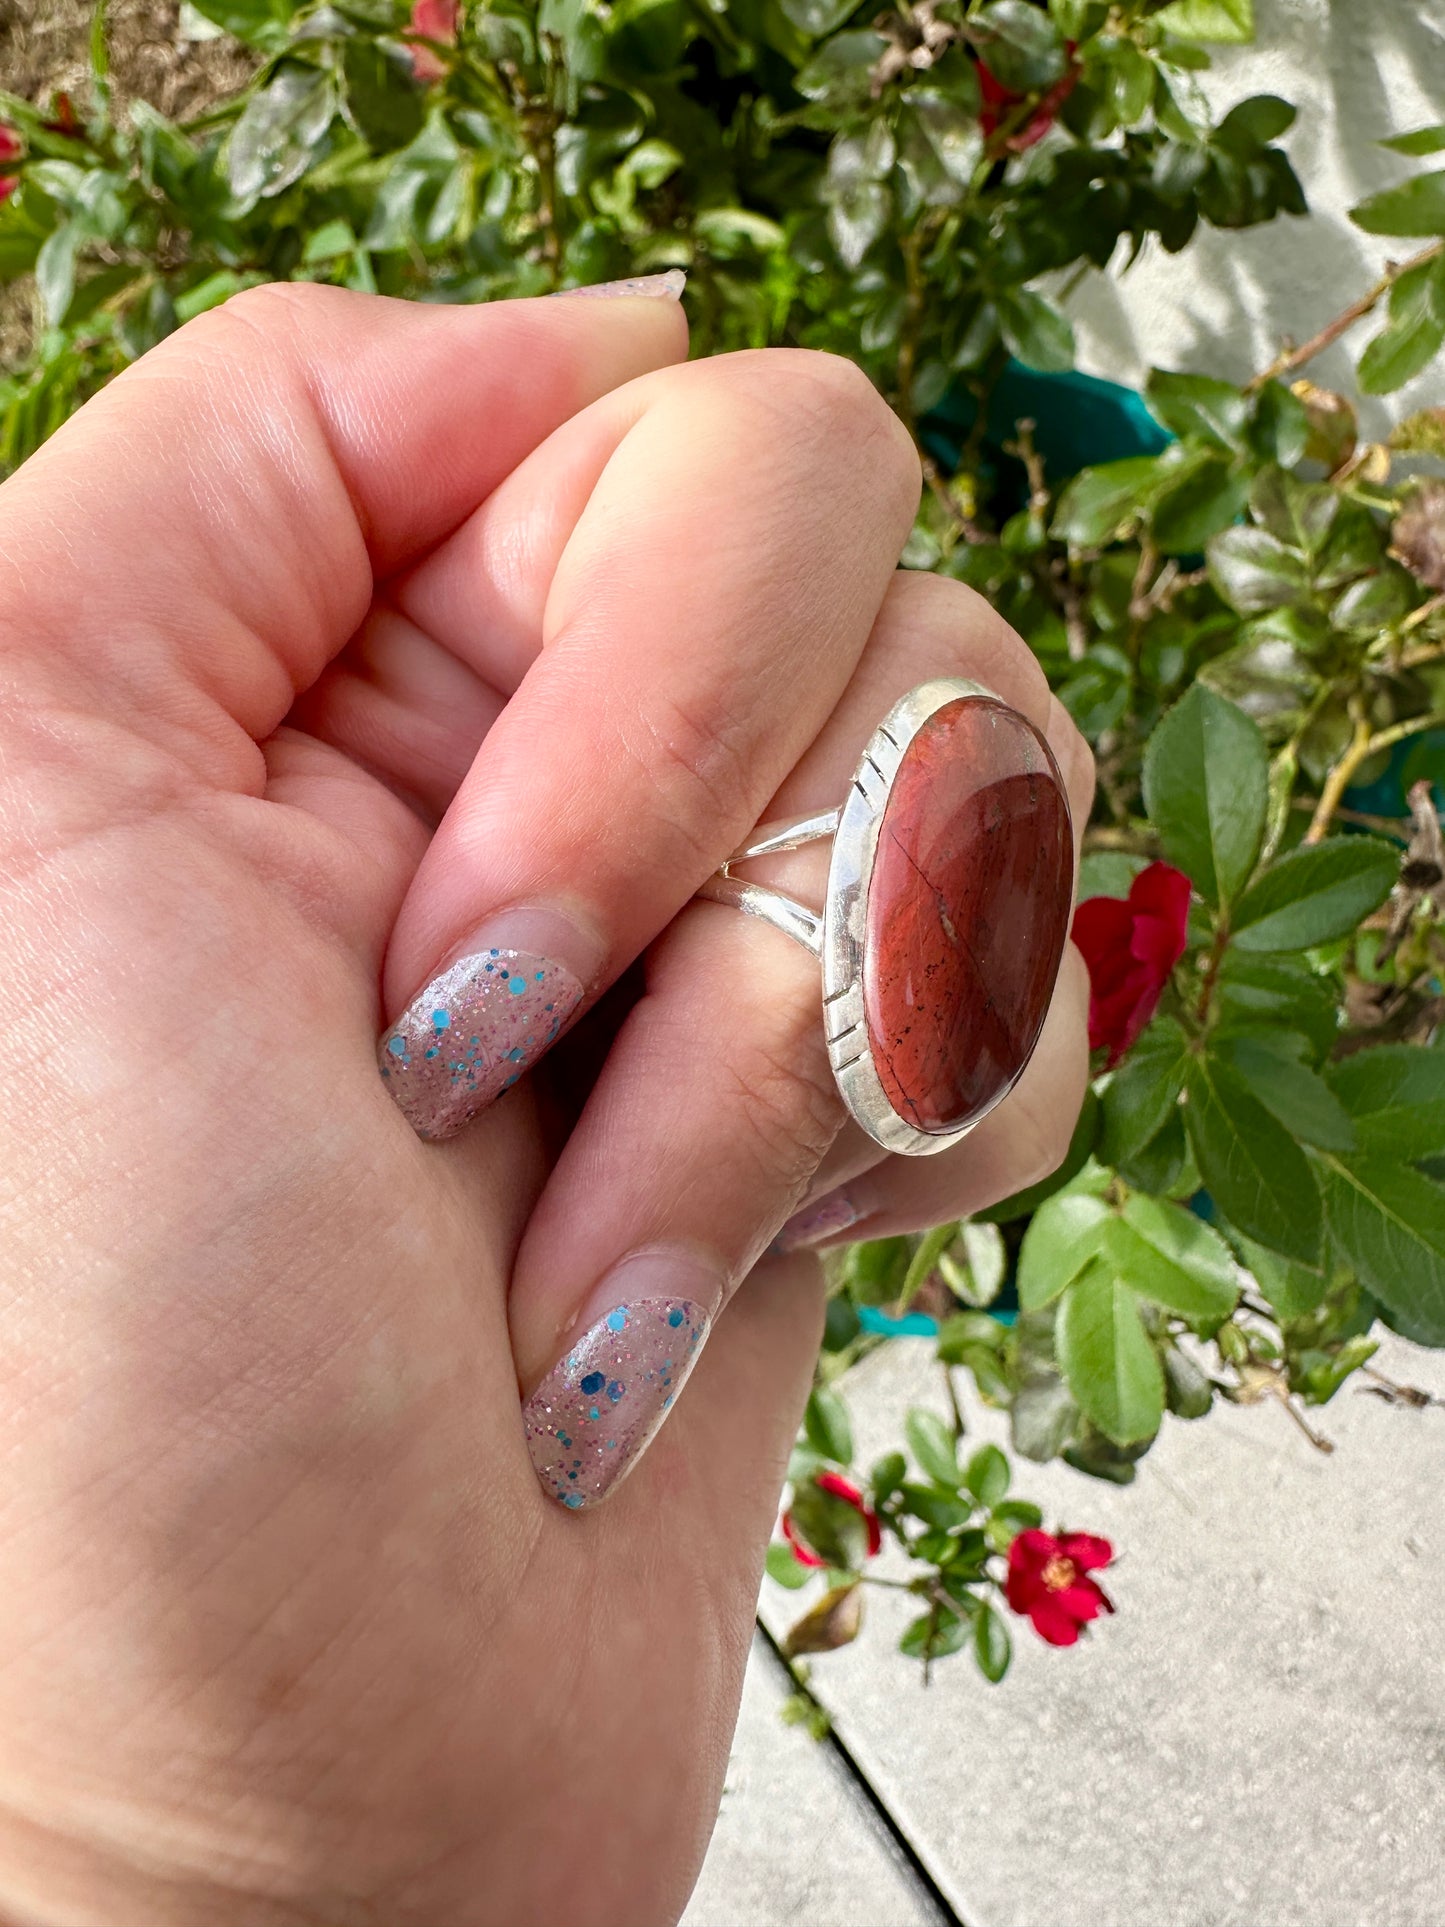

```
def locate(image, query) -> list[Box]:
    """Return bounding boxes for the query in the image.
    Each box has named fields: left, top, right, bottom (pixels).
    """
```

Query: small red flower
left=1072, top=860, right=1191, bottom=1067
left=1005, top=1528, right=1114, bottom=1646
left=405, top=0, right=458, bottom=82
left=41, top=93, right=79, bottom=138
left=977, top=52, right=1078, bottom=151
left=0, top=123, right=23, bottom=205
left=783, top=1471, right=882, bottom=1569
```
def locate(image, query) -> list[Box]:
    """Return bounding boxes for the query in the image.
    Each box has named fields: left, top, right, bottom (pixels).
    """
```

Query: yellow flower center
left=1041, top=1554, right=1077, bottom=1592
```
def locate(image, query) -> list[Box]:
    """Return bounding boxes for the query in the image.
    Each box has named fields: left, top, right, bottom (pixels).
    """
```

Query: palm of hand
left=0, top=287, right=813, bottom=1925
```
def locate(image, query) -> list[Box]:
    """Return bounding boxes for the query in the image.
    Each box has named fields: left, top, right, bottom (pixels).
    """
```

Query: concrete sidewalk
left=688, top=1332, right=1445, bottom=1927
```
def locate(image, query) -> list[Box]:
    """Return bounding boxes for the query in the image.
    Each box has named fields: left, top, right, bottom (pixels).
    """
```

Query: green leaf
left=1101, top=1016, right=1190, bottom=1164
left=1163, top=1344, right=1214, bottom=1417
left=1185, top=1057, right=1322, bottom=1263
left=1150, top=455, right=1251, bottom=554
left=997, top=286, right=1075, bottom=374
left=342, top=38, right=425, bottom=155
left=1320, top=1156, right=1445, bottom=1345
left=905, top=1408, right=962, bottom=1488
left=899, top=1483, right=973, bottom=1531
left=1112, top=1195, right=1239, bottom=1325
left=963, top=1442, right=1010, bottom=1507
left=1207, top=524, right=1311, bottom=613
left=795, top=30, right=890, bottom=102
left=1352, top=172, right=1445, bottom=237
left=977, top=0, right=1067, bottom=91
left=804, top=1386, right=853, bottom=1464
left=1326, top=1048, right=1445, bottom=1160
left=226, top=64, right=336, bottom=205
left=779, top=0, right=860, bottom=37
left=1145, top=368, right=1250, bottom=448
left=34, top=222, right=79, bottom=328
left=974, top=1602, right=1013, bottom=1682
left=1115, top=1107, right=1191, bottom=1195
left=1382, top=126, right=1445, bottom=157
left=1358, top=255, right=1445, bottom=395
left=1214, top=952, right=1339, bottom=1058
left=1236, top=1233, right=1329, bottom=1320
left=1231, top=836, right=1399, bottom=951
left=827, top=178, right=890, bottom=269
left=870, top=1450, right=908, bottom=1503
left=786, top=1481, right=871, bottom=1570
left=1142, top=684, right=1267, bottom=906
left=1012, top=1363, right=1080, bottom=1461
left=186, top=0, right=295, bottom=51
left=766, top=1541, right=816, bottom=1590
left=1214, top=95, right=1295, bottom=153
left=1050, top=454, right=1169, bottom=546
left=1215, top=1034, right=1356, bottom=1151
left=1151, top=0, right=1254, bottom=44
left=901, top=1605, right=969, bottom=1661
left=1017, top=1190, right=1112, bottom=1310
left=897, top=1221, right=958, bottom=1312
left=1056, top=1259, right=1165, bottom=1445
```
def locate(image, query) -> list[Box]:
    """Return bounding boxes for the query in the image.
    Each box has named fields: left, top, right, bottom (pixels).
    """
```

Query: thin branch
left=1306, top=706, right=1445, bottom=844
left=1245, top=240, right=1445, bottom=393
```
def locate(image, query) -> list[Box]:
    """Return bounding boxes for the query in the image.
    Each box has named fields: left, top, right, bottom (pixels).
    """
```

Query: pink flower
left=0, top=124, right=23, bottom=205
left=406, top=0, right=458, bottom=83
left=782, top=1472, right=882, bottom=1569
left=1072, top=861, right=1192, bottom=1066
left=1005, top=1528, right=1114, bottom=1646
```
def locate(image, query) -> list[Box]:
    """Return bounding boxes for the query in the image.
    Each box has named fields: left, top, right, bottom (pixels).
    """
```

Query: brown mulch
left=0, top=0, right=256, bottom=369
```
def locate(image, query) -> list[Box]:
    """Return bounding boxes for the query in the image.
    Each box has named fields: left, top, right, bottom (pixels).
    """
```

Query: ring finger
left=509, top=569, right=1092, bottom=1509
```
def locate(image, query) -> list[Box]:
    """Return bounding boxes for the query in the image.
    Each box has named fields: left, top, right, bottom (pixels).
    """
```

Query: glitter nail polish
left=524, top=1254, right=724, bottom=1510
left=378, top=946, right=584, bottom=1141
left=548, top=268, right=687, bottom=301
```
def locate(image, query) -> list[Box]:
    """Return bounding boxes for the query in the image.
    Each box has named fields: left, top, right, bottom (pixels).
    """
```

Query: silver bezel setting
left=694, top=677, right=1071, bottom=1157
left=821, top=677, right=998, bottom=1157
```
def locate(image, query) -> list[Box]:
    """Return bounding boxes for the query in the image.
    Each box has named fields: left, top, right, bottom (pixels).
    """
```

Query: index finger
left=374, top=349, right=922, bottom=1138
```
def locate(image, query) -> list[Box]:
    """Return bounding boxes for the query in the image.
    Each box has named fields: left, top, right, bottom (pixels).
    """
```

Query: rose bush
left=0, top=0, right=1442, bottom=1685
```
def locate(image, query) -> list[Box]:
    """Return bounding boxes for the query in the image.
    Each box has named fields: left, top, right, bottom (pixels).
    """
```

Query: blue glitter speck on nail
left=386, top=1036, right=407, bottom=1059
left=580, top=1371, right=605, bottom=1395
left=606, top=1380, right=625, bottom=1403
left=668, top=1308, right=685, bottom=1328
left=588, top=1407, right=601, bottom=1421
left=431, top=1008, right=450, bottom=1031
left=509, top=977, right=526, bottom=995
left=562, top=1492, right=584, bottom=1508
left=607, top=1308, right=628, bottom=1332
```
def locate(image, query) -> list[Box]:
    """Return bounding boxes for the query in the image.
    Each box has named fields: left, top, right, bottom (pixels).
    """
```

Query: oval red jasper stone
left=862, top=696, right=1072, bottom=1135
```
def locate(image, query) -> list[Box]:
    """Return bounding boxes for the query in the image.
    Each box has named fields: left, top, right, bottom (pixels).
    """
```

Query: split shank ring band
left=696, top=678, right=1075, bottom=1157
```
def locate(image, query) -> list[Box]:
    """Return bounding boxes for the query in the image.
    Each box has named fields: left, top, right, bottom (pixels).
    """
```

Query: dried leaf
left=782, top=1582, right=864, bottom=1657
left=1390, top=478, right=1445, bottom=589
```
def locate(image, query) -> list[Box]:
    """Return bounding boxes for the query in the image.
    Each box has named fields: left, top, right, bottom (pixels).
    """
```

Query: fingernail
left=773, top=1189, right=866, bottom=1254
left=378, top=906, right=602, bottom=1141
left=549, top=268, right=687, bottom=301
left=523, top=1250, right=724, bottom=1511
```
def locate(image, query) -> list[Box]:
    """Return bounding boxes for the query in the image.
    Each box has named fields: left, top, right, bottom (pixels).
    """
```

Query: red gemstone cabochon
left=862, top=696, right=1072, bottom=1136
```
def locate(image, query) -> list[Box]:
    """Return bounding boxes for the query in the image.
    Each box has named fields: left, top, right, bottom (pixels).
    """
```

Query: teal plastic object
left=922, top=360, right=1172, bottom=485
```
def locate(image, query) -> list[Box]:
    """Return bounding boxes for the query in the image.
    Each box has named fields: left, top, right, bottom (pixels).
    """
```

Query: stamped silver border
left=819, top=677, right=999, bottom=1157
left=695, top=677, right=1071, bottom=1157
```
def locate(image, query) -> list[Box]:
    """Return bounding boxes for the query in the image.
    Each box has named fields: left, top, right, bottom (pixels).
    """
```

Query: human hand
left=0, top=279, right=1090, bottom=1924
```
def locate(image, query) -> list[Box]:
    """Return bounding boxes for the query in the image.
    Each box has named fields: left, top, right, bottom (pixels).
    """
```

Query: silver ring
left=697, top=678, right=1074, bottom=1157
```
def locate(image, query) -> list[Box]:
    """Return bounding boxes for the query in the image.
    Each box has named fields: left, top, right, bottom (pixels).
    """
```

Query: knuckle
left=618, top=687, right=756, bottom=876
left=878, top=572, right=1052, bottom=719
left=726, top=1028, right=844, bottom=1192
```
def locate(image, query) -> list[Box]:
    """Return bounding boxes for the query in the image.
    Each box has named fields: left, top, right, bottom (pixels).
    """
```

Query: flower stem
left=1306, top=706, right=1445, bottom=844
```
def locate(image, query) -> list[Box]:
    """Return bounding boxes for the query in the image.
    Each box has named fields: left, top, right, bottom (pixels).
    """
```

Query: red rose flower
left=405, top=0, right=458, bottom=82
left=978, top=52, right=1078, bottom=151
left=0, top=124, right=23, bottom=205
left=1005, top=1528, right=1114, bottom=1646
left=782, top=1471, right=882, bottom=1569
left=1071, top=860, right=1191, bottom=1067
